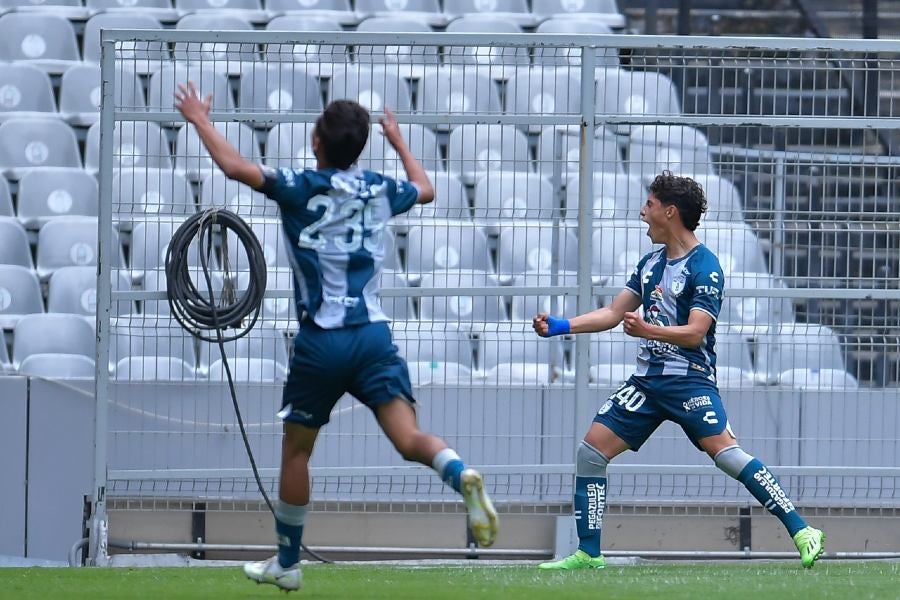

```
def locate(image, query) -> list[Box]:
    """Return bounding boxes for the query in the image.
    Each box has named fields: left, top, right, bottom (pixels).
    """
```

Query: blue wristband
left=546, top=316, right=570, bottom=337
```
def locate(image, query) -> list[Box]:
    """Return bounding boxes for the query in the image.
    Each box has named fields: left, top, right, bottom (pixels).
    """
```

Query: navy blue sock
left=737, top=459, right=806, bottom=537
left=432, top=448, right=465, bottom=493
left=574, top=475, right=606, bottom=557
left=275, top=501, right=308, bottom=568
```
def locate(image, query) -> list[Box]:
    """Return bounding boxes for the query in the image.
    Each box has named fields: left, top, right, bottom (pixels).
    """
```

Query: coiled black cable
left=164, top=208, right=329, bottom=564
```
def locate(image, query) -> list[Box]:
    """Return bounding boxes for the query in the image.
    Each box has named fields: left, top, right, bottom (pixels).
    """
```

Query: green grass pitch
left=2, top=562, right=898, bottom=599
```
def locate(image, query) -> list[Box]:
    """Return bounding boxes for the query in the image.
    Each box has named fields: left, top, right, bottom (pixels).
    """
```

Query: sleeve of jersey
left=384, top=176, right=420, bottom=216
left=256, top=166, right=309, bottom=208
left=690, top=268, right=725, bottom=321
left=624, top=256, right=647, bottom=296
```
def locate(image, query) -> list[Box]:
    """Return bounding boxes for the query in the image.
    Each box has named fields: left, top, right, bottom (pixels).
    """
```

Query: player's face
left=640, top=194, right=670, bottom=243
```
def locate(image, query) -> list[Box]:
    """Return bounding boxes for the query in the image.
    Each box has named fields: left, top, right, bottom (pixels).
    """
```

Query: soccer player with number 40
left=175, top=83, right=498, bottom=592
left=533, top=172, right=824, bottom=571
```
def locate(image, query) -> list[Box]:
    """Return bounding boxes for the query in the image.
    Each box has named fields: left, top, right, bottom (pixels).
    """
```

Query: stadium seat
left=200, top=170, right=276, bottom=218
left=596, top=68, right=681, bottom=135
left=174, top=14, right=257, bottom=73
left=129, top=219, right=201, bottom=284
left=48, top=266, right=134, bottom=318
left=627, top=125, right=714, bottom=185
left=0, top=178, right=11, bottom=217
left=717, top=272, right=794, bottom=330
left=12, top=313, right=95, bottom=369
left=356, top=0, right=443, bottom=25
left=591, top=219, right=656, bottom=282
left=82, top=14, right=168, bottom=74
left=404, top=225, right=492, bottom=277
left=444, top=0, right=534, bottom=27
left=538, top=126, right=623, bottom=179
left=36, top=216, right=122, bottom=280
left=382, top=227, right=402, bottom=271
left=566, top=172, right=645, bottom=221
left=85, top=0, right=177, bottom=22
left=60, top=65, right=145, bottom=127
left=224, top=218, right=291, bottom=271
left=148, top=65, right=234, bottom=114
left=355, top=17, right=440, bottom=77
left=534, top=19, right=620, bottom=66
left=509, top=271, right=580, bottom=321
left=0, top=117, right=80, bottom=179
left=446, top=124, right=531, bottom=184
left=198, top=323, right=288, bottom=375
left=753, top=323, right=847, bottom=384
left=0, top=218, right=32, bottom=268
left=443, top=15, right=529, bottom=73
left=687, top=174, right=745, bottom=222
left=417, top=67, right=502, bottom=131
left=531, top=0, right=625, bottom=28
left=207, top=357, right=287, bottom=382
left=496, top=224, right=578, bottom=282
left=778, top=367, right=859, bottom=390
left=18, top=353, right=95, bottom=379
left=0, top=14, right=80, bottom=74
left=418, top=270, right=506, bottom=327
left=112, top=168, right=195, bottom=226
left=380, top=269, right=414, bottom=321
left=85, top=121, right=172, bottom=173
left=394, top=171, right=470, bottom=229
left=175, top=0, right=267, bottom=22
left=264, top=122, right=317, bottom=169
left=479, top=326, right=564, bottom=373
left=0, top=64, right=55, bottom=120
left=696, top=221, right=768, bottom=275
left=175, top=122, right=261, bottom=182
left=407, top=361, right=472, bottom=385
left=205, top=268, right=298, bottom=326
left=328, top=66, right=412, bottom=113
left=505, top=69, right=581, bottom=133
left=358, top=123, right=442, bottom=178
left=17, top=168, right=99, bottom=230
left=263, top=0, right=356, bottom=25
left=3, top=0, right=88, bottom=19
left=714, top=326, right=754, bottom=375
left=473, top=173, right=556, bottom=233
left=109, top=315, right=197, bottom=372
left=0, top=264, right=43, bottom=329
left=264, top=15, right=347, bottom=75
left=114, top=356, right=197, bottom=381
left=391, top=323, right=474, bottom=368
left=588, top=327, right=639, bottom=384
left=238, top=64, right=322, bottom=123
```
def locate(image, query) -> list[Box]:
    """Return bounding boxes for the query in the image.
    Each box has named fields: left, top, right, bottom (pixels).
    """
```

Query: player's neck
left=663, top=230, right=701, bottom=260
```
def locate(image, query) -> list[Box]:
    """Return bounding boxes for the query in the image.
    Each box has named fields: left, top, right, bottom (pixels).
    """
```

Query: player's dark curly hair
left=314, top=100, right=370, bottom=170
left=648, top=171, right=707, bottom=231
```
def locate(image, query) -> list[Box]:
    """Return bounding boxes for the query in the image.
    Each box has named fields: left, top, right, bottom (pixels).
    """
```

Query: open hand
left=622, top=311, right=647, bottom=338
left=174, top=81, right=212, bottom=126
left=378, top=106, right=405, bottom=149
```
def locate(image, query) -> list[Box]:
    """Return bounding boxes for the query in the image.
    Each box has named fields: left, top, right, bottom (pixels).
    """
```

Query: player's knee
left=713, top=445, right=754, bottom=479
left=576, top=441, right=610, bottom=477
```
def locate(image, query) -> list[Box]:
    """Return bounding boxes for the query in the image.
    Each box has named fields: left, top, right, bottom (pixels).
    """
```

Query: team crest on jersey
left=597, top=399, right=613, bottom=415
left=671, top=267, right=688, bottom=296
left=651, top=285, right=664, bottom=301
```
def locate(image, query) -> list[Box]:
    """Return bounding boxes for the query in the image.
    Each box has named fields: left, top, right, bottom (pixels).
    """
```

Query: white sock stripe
left=275, top=501, right=309, bottom=526
left=431, top=448, right=462, bottom=474
left=713, top=445, right=755, bottom=479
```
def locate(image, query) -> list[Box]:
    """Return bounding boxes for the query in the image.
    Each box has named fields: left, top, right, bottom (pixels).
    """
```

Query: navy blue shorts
left=593, top=375, right=731, bottom=451
left=280, top=320, right=415, bottom=428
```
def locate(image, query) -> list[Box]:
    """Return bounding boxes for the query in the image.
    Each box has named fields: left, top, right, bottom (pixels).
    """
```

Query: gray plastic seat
left=380, top=269, right=413, bottom=320
left=112, top=169, right=194, bottom=225
left=109, top=316, right=197, bottom=372
left=359, top=124, right=441, bottom=178
left=627, top=125, right=714, bottom=185
left=2, top=0, right=88, bottom=18
left=18, top=353, right=95, bottom=378
left=198, top=323, right=288, bottom=374
left=591, top=219, right=656, bottom=282
left=496, top=225, right=577, bottom=282
left=417, top=67, right=501, bottom=131
left=48, top=265, right=134, bottom=318
left=207, top=268, right=297, bottom=326
left=444, top=16, right=529, bottom=69
left=565, top=172, right=645, bottom=220
left=589, top=327, right=640, bottom=384
left=0, top=63, right=55, bottom=119
left=0, top=265, right=43, bottom=329
left=82, top=13, right=168, bottom=74
left=505, top=69, right=581, bottom=133
left=264, top=122, right=317, bottom=170
left=405, top=225, right=492, bottom=276
left=0, top=117, right=80, bottom=179
left=753, top=323, right=846, bottom=384
left=85, top=0, right=177, bottom=21
left=328, top=66, right=412, bottom=113
left=391, top=323, right=474, bottom=368
left=36, top=216, right=123, bottom=280
left=394, top=171, right=470, bottom=228
left=264, top=15, right=347, bottom=75
left=263, top=0, right=355, bottom=25
left=418, top=270, right=506, bottom=326
left=479, top=326, right=563, bottom=371
left=114, top=356, right=196, bottom=381
left=532, top=0, right=625, bottom=27
left=175, top=0, right=266, bottom=22
left=12, top=313, right=95, bottom=368
left=778, top=368, right=858, bottom=390
left=175, top=123, right=260, bottom=182
left=148, top=65, right=234, bottom=114
left=225, top=219, right=290, bottom=271
left=538, top=126, right=623, bottom=179
left=696, top=221, right=767, bottom=275
left=174, top=14, right=256, bottom=73
left=718, top=272, right=794, bottom=330
left=356, top=17, right=440, bottom=74
left=714, top=326, right=754, bottom=377
left=60, top=65, right=145, bottom=127
left=130, top=219, right=204, bottom=284
left=238, top=64, right=322, bottom=122
left=510, top=271, right=580, bottom=321
left=0, top=218, right=32, bottom=268
left=473, top=173, right=557, bottom=232
left=141, top=268, right=216, bottom=316
left=0, top=14, right=80, bottom=74
left=444, top=0, right=534, bottom=26
left=17, top=168, right=99, bottom=229
left=0, top=178, right=11, bottom=217
left=85, top=121, right=172, bottom=172
left=200, top=170, right=275, bottom=218
left=446, top=124, right=531, bottom=184
left=207, top=358, right=287, bottom=382
left=687, top=174, right=745, bottom=222
left=407, top=361, right=472, bottom=385
left=356, top=0, right=443, bottom=26
left=596, top=68, right=681, bottom=135
left=534, top=18, right=620, bottom=66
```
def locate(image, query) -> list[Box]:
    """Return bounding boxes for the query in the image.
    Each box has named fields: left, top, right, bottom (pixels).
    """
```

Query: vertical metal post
left=645, top=0, right=659, bottom=35
left=90, top=32, right=117, bottom=567
left=773, top=157, right=785, bottom=278
left=574, top=43, right=597, bottom=450
left=677, top=0, right=692, bottom=36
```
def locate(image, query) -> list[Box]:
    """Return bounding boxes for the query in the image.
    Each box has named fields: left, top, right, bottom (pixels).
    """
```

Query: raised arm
left=174, top=81, right=264, bottom=189
left=533, top=289, right=642, bottom=338
left=379, top=107, right=434, bottom=204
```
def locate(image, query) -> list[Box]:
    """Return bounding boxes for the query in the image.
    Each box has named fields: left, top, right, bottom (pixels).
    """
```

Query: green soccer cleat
left=793, top=526, right=826, bottom=568
left=461, top=468, right=499, bottom=548
left=538, top=549, right=606, bottom=570
left=243, top=555, right=302, bottom=591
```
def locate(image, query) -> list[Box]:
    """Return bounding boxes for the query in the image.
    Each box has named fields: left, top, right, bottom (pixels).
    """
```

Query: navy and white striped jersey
left=625, top=244, right=725, bottom=379
left=258, top=166, right=418, bottom=329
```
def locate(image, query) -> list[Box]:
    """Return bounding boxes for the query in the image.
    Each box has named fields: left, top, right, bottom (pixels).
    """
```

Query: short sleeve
left=256, top=166, right=310, bottom=209
left=625, top=253, right=651, bottom=296
left=383, top=175, right=419, bottom=216
left=690, top=264, right=725, bottom=321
